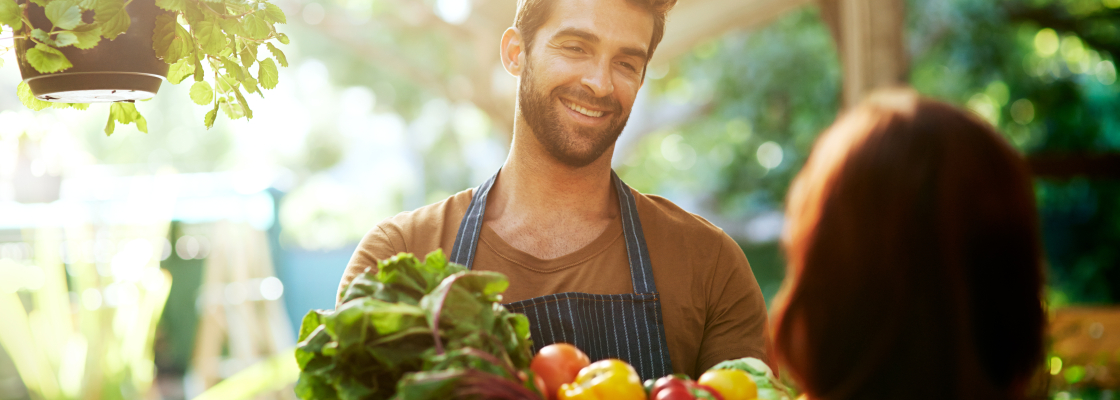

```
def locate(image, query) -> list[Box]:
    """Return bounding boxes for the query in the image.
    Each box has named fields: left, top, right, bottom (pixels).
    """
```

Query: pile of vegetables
left=294, top=250, right=544, bottom=399
left=294, top=250, right=792, bottom=400
left=528, top=343, right=793, bottom=400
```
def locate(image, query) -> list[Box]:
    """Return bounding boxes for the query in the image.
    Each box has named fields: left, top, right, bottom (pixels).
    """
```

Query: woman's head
left=773, top=89, right=1044, bottom=400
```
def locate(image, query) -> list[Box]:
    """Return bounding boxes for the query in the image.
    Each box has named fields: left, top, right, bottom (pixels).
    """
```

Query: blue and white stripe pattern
left=449, top=170, right=674, bottom=380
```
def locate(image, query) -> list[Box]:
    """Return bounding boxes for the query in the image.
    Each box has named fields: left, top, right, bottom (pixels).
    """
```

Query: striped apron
left=449, top=170, right=674, bottom=380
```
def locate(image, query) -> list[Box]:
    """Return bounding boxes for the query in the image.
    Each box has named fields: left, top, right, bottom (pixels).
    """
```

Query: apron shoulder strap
left=611, top=171, right=657, bottom=294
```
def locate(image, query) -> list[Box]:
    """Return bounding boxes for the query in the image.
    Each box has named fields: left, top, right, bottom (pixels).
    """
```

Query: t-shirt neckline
left=477, top=213, right=624, bottom=273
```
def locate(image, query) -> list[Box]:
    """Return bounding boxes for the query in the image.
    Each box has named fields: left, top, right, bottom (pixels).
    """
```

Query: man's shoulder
left=376, top=189, right=473, bottom=234
left=631, top=190, right=727, bottom=240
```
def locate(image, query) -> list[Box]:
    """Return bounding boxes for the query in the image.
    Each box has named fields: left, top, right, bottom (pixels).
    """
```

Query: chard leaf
left=25, top=43, right=72, bottom=73
left=45, top=1, right=81, bottom=30
left=94, top=0, right=131, bottom=39
left=0, top=0, right=22, bottom=31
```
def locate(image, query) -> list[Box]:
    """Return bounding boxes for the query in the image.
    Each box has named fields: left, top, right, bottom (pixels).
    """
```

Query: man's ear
left=500, top=27, right=525, bottom=77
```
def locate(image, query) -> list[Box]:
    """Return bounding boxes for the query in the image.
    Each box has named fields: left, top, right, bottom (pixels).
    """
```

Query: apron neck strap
left=449, top=170, right=658, bottom=294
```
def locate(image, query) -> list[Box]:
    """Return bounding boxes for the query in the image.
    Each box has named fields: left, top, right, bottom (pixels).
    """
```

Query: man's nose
left=580, top=58, right=614, bottom=98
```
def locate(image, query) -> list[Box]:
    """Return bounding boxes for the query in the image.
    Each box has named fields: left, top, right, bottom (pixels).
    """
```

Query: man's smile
left=561, top=98, right=608, bottom=118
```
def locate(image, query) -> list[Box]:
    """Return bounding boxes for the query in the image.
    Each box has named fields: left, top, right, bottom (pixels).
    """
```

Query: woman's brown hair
left=772, top=89, right=1045, bottom=400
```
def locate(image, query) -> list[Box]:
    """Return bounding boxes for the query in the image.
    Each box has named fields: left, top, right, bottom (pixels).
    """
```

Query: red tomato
left=655, top=386, right=696, bottom=400
left=533, top=373, right=548, bottom=398
left=530, top=343, right=591, bottom=400
left=651, top=376, right=690, bottom=399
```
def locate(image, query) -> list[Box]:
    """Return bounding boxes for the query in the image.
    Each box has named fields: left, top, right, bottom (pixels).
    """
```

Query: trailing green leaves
left=257, top=58, right=278, bottom=90
left=153, top=14, right=192, bottom=63
left=266, top=43, right=287, bottom=67
left=17, top=82, right=52, bottom=111
left=295, top=251, right=538, bottom=400
left=189, top=81, right=213, bottom=105
left=72, top=24, right=102, bottom=49
left=94, top=0, right=130, bottom=39
left=0, top=0, right=22, bottom=31
left=45, top=1, right=81, bottom=30
left=104, top=102, right=148, bottom=135
left=5, top=0, right=289, bottom=131
left=25, top=43, right=72, bottom=73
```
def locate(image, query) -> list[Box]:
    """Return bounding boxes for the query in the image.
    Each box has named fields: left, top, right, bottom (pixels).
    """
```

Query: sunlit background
left=1, top=0, right=1119, bottom=398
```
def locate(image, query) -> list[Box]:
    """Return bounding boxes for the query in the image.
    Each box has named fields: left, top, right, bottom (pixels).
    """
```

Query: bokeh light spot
left=1034, top=29, right=1059, bottom=57
left=757, top=142, right=783, bottom=170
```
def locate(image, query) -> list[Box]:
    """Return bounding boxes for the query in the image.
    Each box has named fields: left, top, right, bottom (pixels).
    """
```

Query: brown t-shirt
left=337, top=188, right=770, bottom=377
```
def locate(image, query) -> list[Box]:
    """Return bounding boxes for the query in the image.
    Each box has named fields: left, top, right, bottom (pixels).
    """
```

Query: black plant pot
left=15, top=0, right=171, bottom=103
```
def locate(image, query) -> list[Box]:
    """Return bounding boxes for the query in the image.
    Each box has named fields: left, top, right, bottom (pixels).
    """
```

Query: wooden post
left=819, top=0, right=909, bottom=107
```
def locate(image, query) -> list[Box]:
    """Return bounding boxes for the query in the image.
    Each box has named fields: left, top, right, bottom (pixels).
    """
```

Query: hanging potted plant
left=0, top=0, right=289, bottom=134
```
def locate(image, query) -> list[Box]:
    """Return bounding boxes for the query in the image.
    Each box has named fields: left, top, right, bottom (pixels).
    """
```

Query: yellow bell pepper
left=558, top=359, right=646, bottom=400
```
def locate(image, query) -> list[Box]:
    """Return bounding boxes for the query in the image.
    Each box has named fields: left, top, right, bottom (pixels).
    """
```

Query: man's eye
left=565, top=46, right=585, bottom=53
left=619, top=62, right=636, bottom=72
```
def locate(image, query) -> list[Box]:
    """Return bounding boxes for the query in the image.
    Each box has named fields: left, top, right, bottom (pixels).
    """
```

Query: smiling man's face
left=517, top=0, right=654, bottom=167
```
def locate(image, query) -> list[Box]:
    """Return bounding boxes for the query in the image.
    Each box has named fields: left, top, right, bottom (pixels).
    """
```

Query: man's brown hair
left=513, top=0, right=676, bottom=73
left=772, top=89, right=1045, bottom=400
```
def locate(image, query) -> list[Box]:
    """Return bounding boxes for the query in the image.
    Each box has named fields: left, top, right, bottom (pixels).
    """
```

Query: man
left=337, top=0, right=768, bottom=379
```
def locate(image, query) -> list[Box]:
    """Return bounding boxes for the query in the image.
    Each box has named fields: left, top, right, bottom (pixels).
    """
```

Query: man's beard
left=518, top=60, right=630, bottom=168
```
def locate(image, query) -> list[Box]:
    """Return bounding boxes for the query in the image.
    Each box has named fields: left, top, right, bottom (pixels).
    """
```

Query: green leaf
left=189, top=81, right=213, bottom=105
left=233, top=86, right=252, bottom=119
left=154, top=0, right=184, bottom=12
left=152, top=14, right=192, bottom=63
left=17, top=82, right=52, bottom=111
left=257, top=58, right=278, bottom=89
left=262, top=3, right=286, bottom=24
left=31, top=29, right=55, bottom=46
left=95, top=0, right=131, bottom=40
left=72, top=24, right=103, bottom=49
left=194, top=19, right=227, bottom=55
left=239, top=43, right=257, bottom=69
left=266, top=42, right=287, bottom=67
left=193, top=52, right=205, bottom=82
left=167, top=57, right=193, bottom=84
left=53, top=32, right=77, bottom=47
left=220, top=58, right=245, bottom=81
left=276, top=33, right=289, bottom=44
left=242, top=76, right=259, bottom=95
left=104, top=102, right=148, bottom=135
left=25, top=43, right=73, bottom=73
left=45, top=1, right=81, bottom=30
left=217, top=16, right=244, bottom=37
left=204, top=100, right=219, bottom=128
left=219, top=97, right=244, bottom=119
left=0, top=0, right=23, bottom=31
left=242, top=13, right=270, bottom=40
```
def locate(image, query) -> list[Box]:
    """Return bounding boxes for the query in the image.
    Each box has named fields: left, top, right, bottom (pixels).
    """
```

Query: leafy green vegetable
left=708, top=357, right=795, bottom=400
left=295, top=251, right=540, bottom=400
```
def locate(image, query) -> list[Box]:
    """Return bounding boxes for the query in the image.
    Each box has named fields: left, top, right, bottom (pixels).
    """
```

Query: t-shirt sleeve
left=335, top=224, right=403, bottom=307
left=696, top=233, right=771, bottom=374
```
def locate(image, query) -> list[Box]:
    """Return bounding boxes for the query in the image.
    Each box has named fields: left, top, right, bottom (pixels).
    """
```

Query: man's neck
left=481, top=122, right=619, bottom=259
